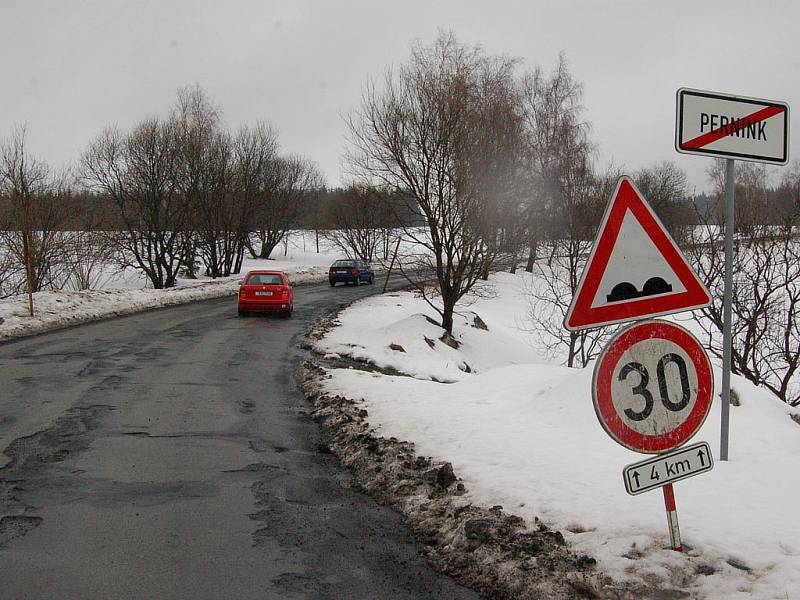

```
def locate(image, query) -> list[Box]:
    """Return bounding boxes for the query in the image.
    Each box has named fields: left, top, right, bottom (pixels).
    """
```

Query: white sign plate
left=676, top=88, right=789, bottom=164
left=623, top=441, right=714, bottom=496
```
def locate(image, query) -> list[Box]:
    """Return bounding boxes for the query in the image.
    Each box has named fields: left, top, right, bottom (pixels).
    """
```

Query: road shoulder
left=298, top=310, right=612, bottom=600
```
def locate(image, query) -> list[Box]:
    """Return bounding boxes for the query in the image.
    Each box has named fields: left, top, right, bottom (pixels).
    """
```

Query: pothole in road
left=0, top=405, right=115, bottom=475
left=0, top=515, right=43, bottom=547
left=0, top=404, right=116, bottom=544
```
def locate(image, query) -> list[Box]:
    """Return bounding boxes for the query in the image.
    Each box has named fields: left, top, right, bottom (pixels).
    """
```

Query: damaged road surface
left=0, top=280, right=479, bottom=600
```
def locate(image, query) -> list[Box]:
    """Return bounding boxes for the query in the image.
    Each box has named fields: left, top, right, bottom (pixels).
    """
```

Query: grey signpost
left=675, top=88, right=790, bottom=461
left=721, top=159, right=735, bottom=460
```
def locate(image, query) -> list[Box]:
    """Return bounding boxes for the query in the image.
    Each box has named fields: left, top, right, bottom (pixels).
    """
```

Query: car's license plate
left=255, top=291, right=273, bottom=296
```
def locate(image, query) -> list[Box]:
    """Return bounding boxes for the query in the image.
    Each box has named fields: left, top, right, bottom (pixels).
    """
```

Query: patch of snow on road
left=317, top=270, right=800, bottom=599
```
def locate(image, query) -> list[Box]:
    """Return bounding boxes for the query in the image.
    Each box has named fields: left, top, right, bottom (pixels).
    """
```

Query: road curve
left=0, top=280, right=478, bottom=600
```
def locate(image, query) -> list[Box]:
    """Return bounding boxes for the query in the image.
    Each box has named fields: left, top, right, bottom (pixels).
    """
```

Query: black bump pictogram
left=607, top=277, right=672, bottom=303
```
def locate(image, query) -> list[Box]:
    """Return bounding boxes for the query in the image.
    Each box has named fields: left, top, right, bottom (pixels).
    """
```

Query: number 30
left=618, top=353, right=691, bottom=421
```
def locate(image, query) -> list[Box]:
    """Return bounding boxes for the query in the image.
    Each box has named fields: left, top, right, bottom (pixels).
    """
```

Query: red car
left=238, top=270, right=293, bottom=317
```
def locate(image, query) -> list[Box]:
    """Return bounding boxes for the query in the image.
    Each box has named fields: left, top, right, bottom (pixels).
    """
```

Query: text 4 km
left=623, top=441, right=714, bottom=496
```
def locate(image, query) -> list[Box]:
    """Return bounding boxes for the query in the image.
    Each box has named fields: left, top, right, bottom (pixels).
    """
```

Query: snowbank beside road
left=317, top=280, right=545, bottom=383
left=0, top=229, right=352, bottom=342
left=315, top=271, right=800, bottom=599
left=0, top=265, right=327, bottom=342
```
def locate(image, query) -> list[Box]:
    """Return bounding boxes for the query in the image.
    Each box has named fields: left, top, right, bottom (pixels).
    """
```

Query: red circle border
left=592, top=320, right=713, bottom=453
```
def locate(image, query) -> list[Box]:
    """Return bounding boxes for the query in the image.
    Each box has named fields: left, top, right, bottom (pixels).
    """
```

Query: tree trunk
left=23, top=230, right=34, bottom=316
left=567, top=332, right=577, bottom=368
left=525, top=243, right=536, bottom=273
left=244, top=235, right=258, bottom=259
left=234, top=244, right=244, bottom=274
left=441, top=294, right=456, bottom=335
left=258, top=234, right=270, bottom=259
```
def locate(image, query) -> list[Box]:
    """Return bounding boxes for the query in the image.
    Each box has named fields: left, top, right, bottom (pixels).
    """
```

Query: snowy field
left=0, top=231, right=343, bottom=341
left=315, top=271, right=800, bottom=599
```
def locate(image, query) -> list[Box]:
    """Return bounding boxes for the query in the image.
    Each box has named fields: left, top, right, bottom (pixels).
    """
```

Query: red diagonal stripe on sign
left=682, top=104, right=785, bottom=150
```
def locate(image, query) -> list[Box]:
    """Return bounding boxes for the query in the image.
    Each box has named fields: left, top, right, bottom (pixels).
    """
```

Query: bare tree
left=323, top=184, right=396, bottom=262
left=60, top=230, right=117, bottom=291
left=0, top=244, right=19, bottom=299
left=634, top=161, right=692, bottom=245
left=231, top=123, right=280, bottom=271
left=247, top=155, right=324, bottom=259
left=525, top=165, right=616, bottom=367
left=705, top=159, right=772, bottom=236
left=175, top=87, right=280, bottom=278
left=0, top=126, right=72, bottom=314
left=515, top=56, right=614, bottom=367
left=183, top=128, right=241, bottom=278
left=57, top=195, right=119, bottom=291
left=174, top=86, right=243, bottom=278
left=469, top=54, right=525, bottom=280
left=687, top=165, right=800, bottom=405
left=519, top=53, right=590, bottom=272
left=82, top=118, right=187, bottom=289
left=346, top=32, right=517, bottom=334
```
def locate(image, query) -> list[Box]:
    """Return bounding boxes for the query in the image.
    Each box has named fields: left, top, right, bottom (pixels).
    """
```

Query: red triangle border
left=565, top=177, right=711, bottom=330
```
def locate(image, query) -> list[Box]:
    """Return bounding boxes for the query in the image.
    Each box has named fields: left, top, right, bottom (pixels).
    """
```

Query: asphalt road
left=0, top=279, right=479, bottom=600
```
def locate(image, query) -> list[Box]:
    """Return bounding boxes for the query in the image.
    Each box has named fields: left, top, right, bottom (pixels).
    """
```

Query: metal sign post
left=662, top=483, right=682, bottom=552
left=676, top=88, right=790, bottom=461
left=720, top=159, right=735, bottom=461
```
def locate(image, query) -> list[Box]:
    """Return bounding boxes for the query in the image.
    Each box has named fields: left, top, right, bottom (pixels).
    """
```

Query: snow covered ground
left=0, top=231, right=342, bottom=341
left=315, top=271, right=800, bottom=599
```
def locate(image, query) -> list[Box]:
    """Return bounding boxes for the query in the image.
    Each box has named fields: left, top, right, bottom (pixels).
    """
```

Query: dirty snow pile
left=315, top=271, right=800, bottom=599
left=0, top=255, right=332, bottom=342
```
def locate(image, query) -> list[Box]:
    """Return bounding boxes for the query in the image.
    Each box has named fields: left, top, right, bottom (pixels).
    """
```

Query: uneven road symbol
left=564, top=176, right=710, bottom=331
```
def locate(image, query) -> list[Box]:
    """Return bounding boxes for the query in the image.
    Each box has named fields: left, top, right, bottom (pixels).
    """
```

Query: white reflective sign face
left=623, top=441, right=714, bottom=496
left=676, top=88, right=789, bottom=164
left=591, top=210, right=688, bottom=309
left=611, top=338, right=700, bottom=436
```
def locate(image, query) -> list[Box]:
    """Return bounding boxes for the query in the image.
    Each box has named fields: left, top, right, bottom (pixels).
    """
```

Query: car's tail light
left=351, top=268, right=358, bottom=275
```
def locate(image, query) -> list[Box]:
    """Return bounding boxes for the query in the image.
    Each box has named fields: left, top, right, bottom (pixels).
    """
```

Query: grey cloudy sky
left=1, top=0, right=797, bottom=193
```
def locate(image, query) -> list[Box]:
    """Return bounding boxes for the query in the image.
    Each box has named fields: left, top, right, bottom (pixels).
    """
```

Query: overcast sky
left=1, top=0, right=797, bottom=193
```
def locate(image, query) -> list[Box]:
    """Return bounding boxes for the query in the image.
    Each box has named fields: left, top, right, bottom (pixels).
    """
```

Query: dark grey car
left=328, top=259, right=375, bottom=286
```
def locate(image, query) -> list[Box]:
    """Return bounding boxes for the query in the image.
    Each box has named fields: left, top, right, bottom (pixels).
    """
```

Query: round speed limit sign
left=592, top=320, right=713, bottom=454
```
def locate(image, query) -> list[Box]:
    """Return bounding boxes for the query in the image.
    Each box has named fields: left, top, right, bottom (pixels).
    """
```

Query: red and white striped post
left=662, top=483, right=682, bottom=551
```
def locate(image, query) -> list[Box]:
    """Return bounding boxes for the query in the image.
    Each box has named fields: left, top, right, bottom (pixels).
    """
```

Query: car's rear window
left=333, top=260, right=355, bottom=267
left=247, top=274, right=283, bottom=285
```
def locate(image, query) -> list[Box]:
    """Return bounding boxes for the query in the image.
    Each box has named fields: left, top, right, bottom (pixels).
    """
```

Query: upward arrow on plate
left=697, top=449, right=707, bottom=467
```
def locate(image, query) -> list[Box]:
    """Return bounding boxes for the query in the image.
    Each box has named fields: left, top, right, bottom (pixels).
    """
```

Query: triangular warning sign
left=564, top=176, right=710, bottom=331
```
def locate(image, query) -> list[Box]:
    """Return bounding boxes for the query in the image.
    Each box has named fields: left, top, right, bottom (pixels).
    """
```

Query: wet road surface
left=0, top=280, right=479, bottom=600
